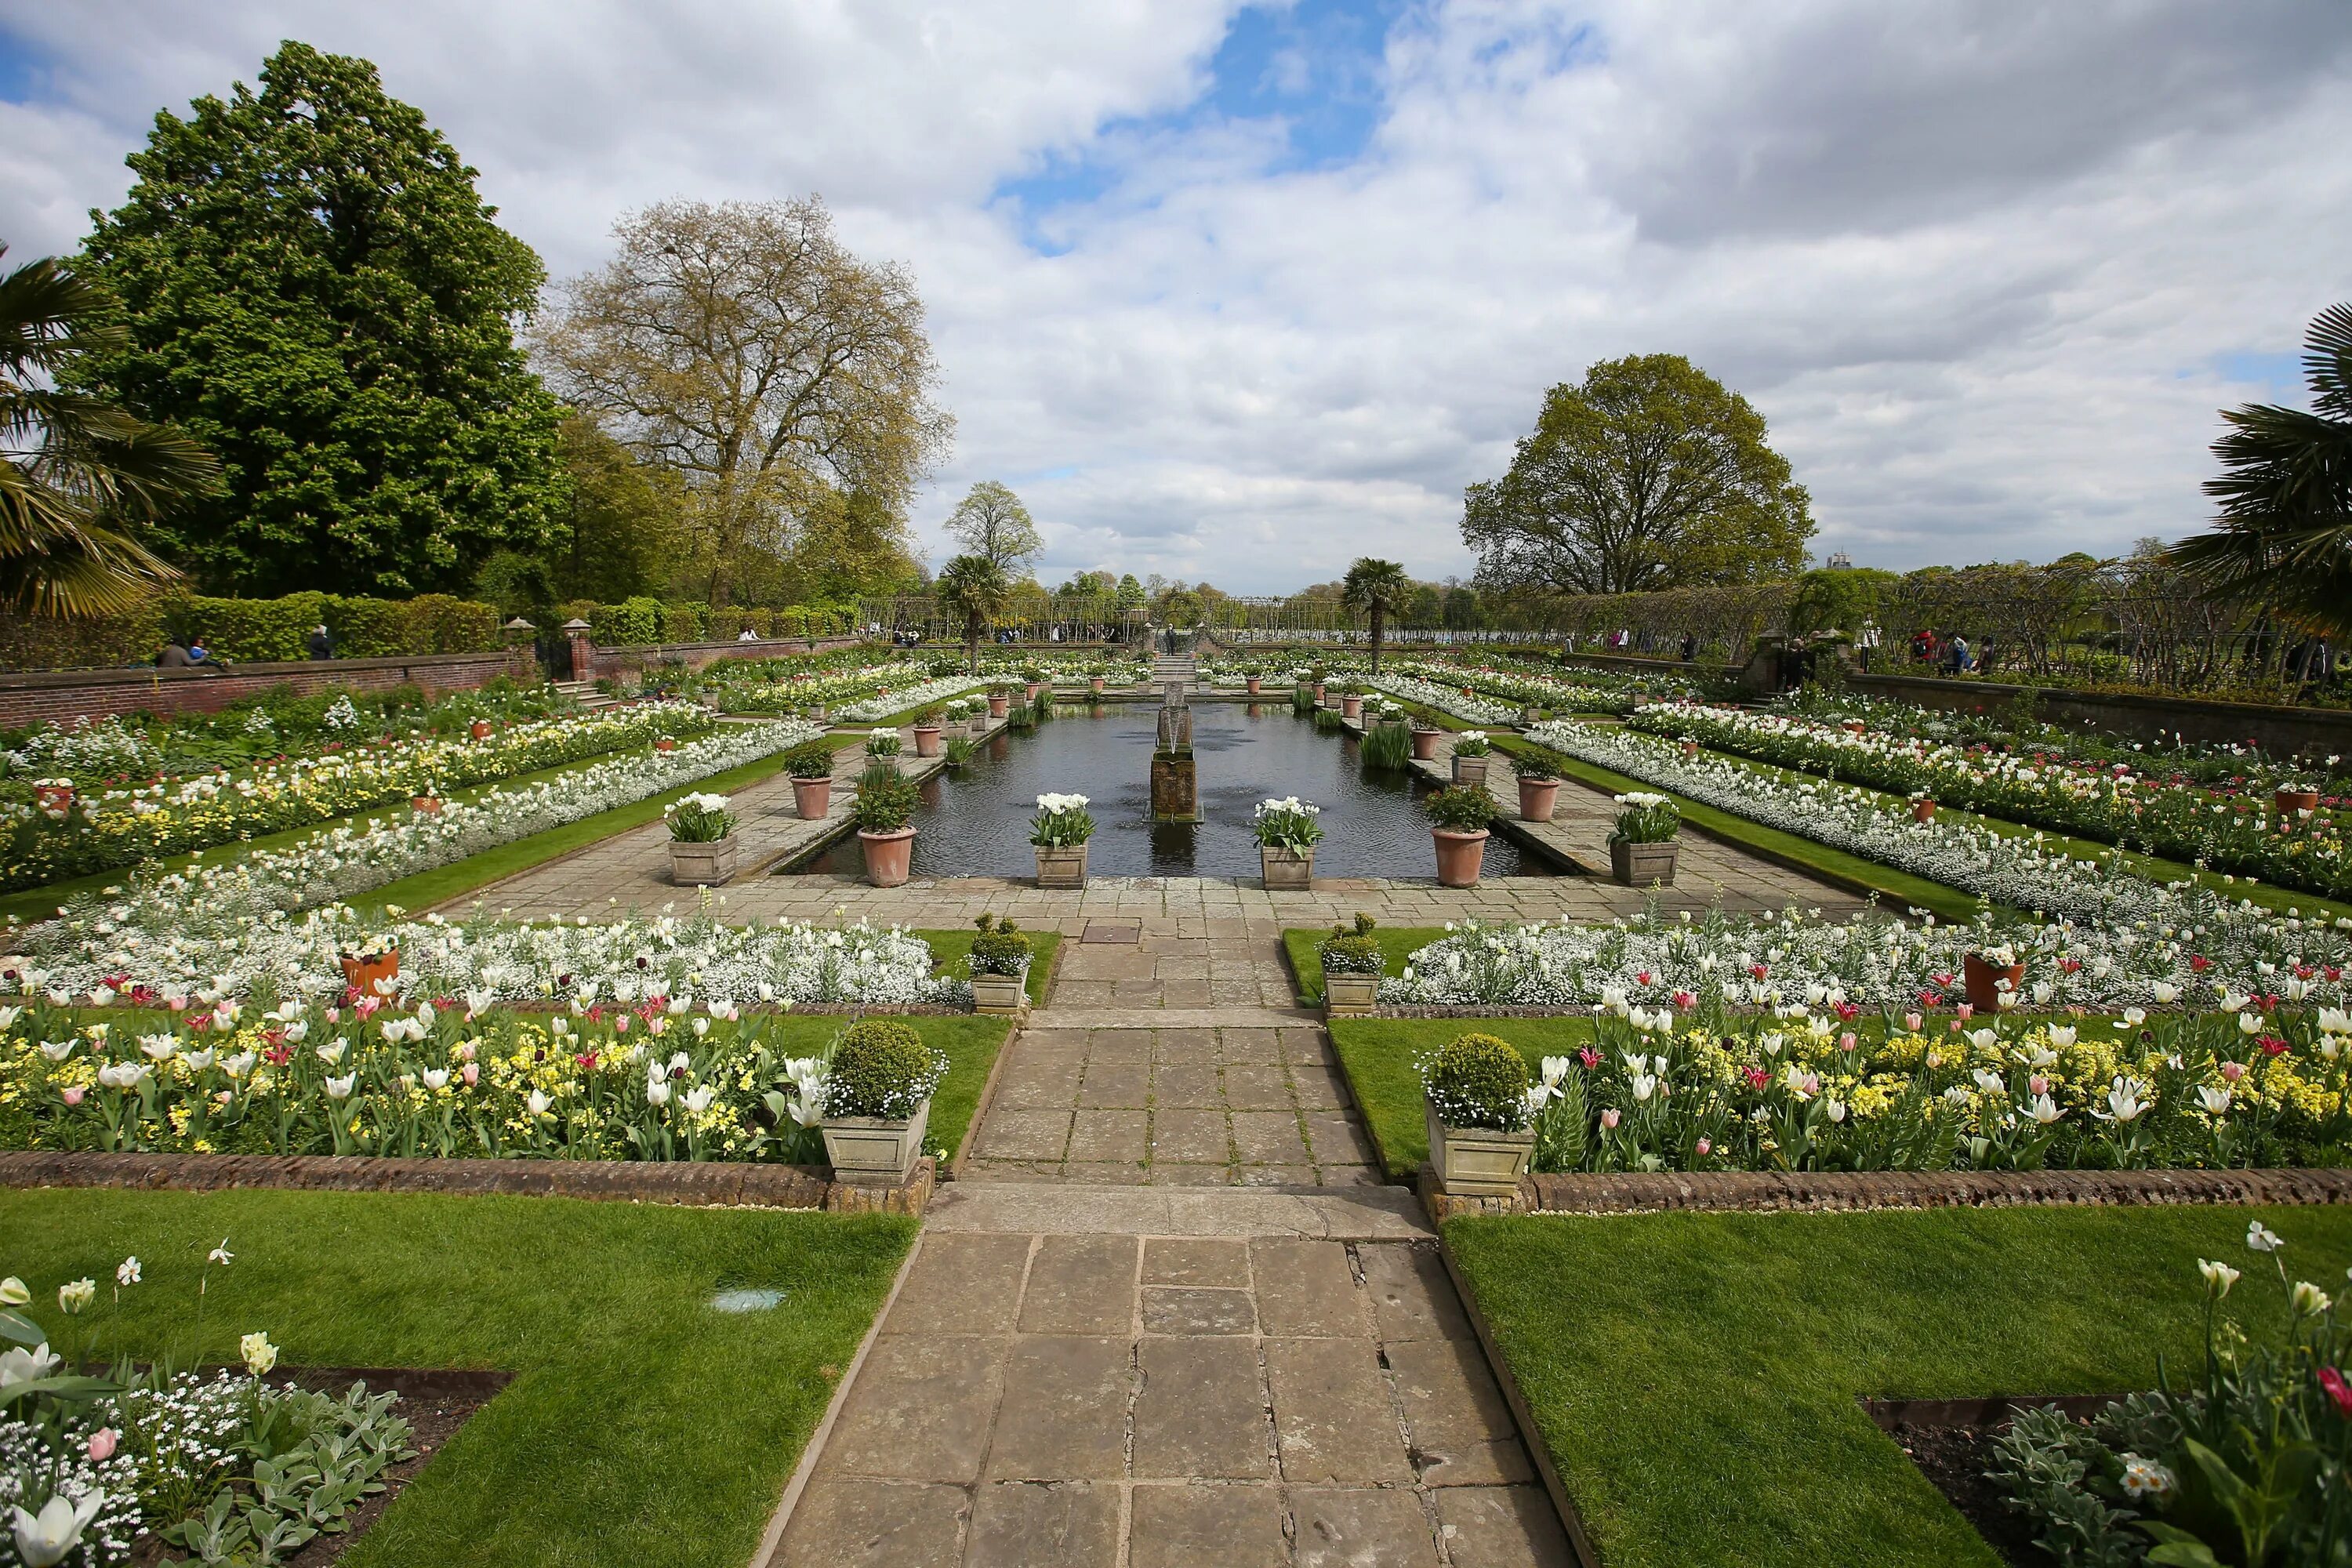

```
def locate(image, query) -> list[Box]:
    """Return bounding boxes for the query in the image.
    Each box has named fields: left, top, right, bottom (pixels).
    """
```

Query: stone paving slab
left=921, top=1181, right=1433, bottom=1240
left=764, top=1231, right=1573, bottom=1568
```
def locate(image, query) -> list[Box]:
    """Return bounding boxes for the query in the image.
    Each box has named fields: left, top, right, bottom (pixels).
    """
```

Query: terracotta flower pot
left=860, top=826, right=917, bottom=887
left=655, top=738, right=676, bottom=753
left=411, top=795, right=443, bottom=814
left=1025, top=682, right=1042, bottom=702
left=1410, top=728, right=1442, bottom=761
left=1680, top=742, right=1700, bottom=760
left=1962, top=953, right=2026, bottom=1012
left=339, top=950, right=399, bottom=997
left=1336, top=695, right=1360, bottom=720
left=793, top=777, right=833, bottom=819
left=1911, top=799, right=1936, bottom=823
left=470, top=720, right=493, bottom=740
left=1312, top=682, right=1326, bottom=702
left=988, top=693, right=1010, bottom=717
left=912, top=724, right=942, bottom=757
left=32, top=784, right=74, bottom=813
left=1518, top=778, right=1559, bottom=822
left=1035, top=843, right=1088, bottom=889
left=2276, top=787, right=2321, bottom=820
left=1261, top=844, right=1315, bottom=891
left=1432, top=826, right=1488, bottom=887
left=1246, top=677, right=1261, bottom=695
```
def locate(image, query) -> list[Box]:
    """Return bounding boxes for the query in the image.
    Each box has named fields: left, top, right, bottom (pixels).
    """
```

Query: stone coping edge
left=1418, top=1163, right=2352, bottom=1221
left=0, top=1149, right=935, bottom=1215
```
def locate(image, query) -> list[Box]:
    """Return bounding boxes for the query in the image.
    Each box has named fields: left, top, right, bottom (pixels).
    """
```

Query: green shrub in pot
left=968, top=912, right=1033, bottom=975
left=785, top=739, right=837, bottom=780
left=1422, top=784, right=1497, bottom=832
left=1421, top=1032, right=1534, bottom=1132
left=854, top=764, right=919, bottom=833
left=822, top=1018, right=946, bottom=1120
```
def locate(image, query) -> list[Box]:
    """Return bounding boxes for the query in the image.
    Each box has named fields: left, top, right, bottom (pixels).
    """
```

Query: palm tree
left=1341, top=557, right=1413, bottom=677
left=935, top=552, right=1010, bottom=673
left=0, top=247, right=215, bottom=616
left=2172, top=302, right=2352, bottom=642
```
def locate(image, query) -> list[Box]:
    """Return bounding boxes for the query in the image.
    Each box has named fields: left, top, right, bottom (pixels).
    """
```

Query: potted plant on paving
left=854, top=762, right=921, bottom=887
left=1963, top=940, right=2026, bottom=1012
left=1339, top=683, right=1363, bottom=721
left=1421, top=1032, right=1536, bottom=1196
left=666, top=790, right=739, bottom=884
left=1087, top=662, right=1107, bottom=694
left=1410, top=722, right=1443, bottom=762
left=1031, top=791, right=1095, bottom=887
left=1607, top=791, right=1679, bottom=887
left=339, top=931, right=400, bottom=996
left=786, top=739, right=836, bottom=819
left=1243, top=664, right=1264, bottom=695
left=818, top=1018, right=947, bottom=1185
left=1319, top=913, right=1385, bottom=1017
left=1514, top=751, right=1563, bottom=822
left=1255, top=795, right=1323, bottom=889
left=1450, top=731, right=1492, bottom=788
left=987, top=682, right=1014, bottom=718
left=967, top=913, right=1033, bottom=1014
left=1310, top=664, right=1328, bottom=703
left=866, top=727, right=902, bottom=761
left=1425, top=785, right=1496, bottom=886
left=911, top=704, right=945, bottom=757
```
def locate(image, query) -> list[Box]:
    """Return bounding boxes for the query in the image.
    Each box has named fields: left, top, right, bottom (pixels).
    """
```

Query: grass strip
left=1446, top=1205, right=2352, bottom=1568
left=920, top=928, right=1063, bottom=1007
left=0, top=1186, right=913, bottom=1568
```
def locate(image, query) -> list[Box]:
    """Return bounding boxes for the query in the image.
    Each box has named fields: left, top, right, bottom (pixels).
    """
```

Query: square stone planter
left=1425, top=1101, right=1534, bottom=1197
left=1323, top=971, right=1381, bottom=1017
left=670, top=836, right=739, bottom=886
left=971, top=964, right=1030, bottom=1015
left=1609, top=838, right=1678, bottom=887
left=1035, top=843, right=1089, bottom=889
left=1451, top=756, right=1489, bottom=788
left=822, top=1098, right=931, bottom=1186
left=1261, top=844, right=1315, bottom=890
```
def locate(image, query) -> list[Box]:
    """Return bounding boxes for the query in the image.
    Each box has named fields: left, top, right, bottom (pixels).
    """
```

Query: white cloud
left=3, top=0, right=2348, bottom=590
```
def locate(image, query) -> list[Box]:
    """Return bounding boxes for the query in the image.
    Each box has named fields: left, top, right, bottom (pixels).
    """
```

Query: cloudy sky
left=5, top=1, right=2349, bottom=593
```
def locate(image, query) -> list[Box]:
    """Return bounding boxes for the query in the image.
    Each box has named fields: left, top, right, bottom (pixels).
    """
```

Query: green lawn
left=1446, top=1205, right=2352, bottom=1568
left=1327, top=1016, right=1599, bottom=1176
left=0, top=1188, right=913, bottom=1568
left=922, top=927, right=1063, bottom=1008
left=1280, top=924, right=1446, bottom=1004
left=750, top=1011, right=1013, bottom=1163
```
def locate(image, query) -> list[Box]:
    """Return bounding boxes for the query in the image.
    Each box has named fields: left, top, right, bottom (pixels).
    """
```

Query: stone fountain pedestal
left=1150, top=681, right=1200, bottom=823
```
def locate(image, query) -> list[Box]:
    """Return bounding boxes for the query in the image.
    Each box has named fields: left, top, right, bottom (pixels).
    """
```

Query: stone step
left=922, top=1179, right=1433, bottom=1238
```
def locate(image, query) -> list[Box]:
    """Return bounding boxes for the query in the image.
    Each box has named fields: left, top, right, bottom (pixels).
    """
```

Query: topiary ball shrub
left=822, top=1019, right=946, bottom=1121
left=1421, top=1033, right=1533, bottom=1131
left=969, top=912, right=1033, bottom=975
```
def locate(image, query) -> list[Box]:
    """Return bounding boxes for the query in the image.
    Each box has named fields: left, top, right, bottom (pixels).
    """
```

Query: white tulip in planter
left=970, top=962, right=1030, bottom=1015
left=1425, top=1100, right=1534, bottom=1196
left=670, top=837, right=739, bottom=885
left=822, top=1098, right=931, bottom=1186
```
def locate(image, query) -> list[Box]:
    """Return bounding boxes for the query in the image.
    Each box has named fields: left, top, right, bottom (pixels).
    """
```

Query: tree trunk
left=1370, top=605, right=1385, bottom=677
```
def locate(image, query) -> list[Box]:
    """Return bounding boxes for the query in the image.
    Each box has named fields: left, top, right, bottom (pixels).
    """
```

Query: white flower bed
left=836, top=674, right=986, bottom=721
left=1365, top=673, right=1524, bottom=727
left=9, top=902, right=964, bottom=1008
left=13, top=720, right=818, bottom=930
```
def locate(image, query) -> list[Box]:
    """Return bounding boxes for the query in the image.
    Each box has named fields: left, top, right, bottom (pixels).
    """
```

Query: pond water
left=789, top=701, right=1556, bottom=880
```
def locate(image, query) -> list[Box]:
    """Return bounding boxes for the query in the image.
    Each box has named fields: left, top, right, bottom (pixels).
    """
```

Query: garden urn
left=1962, top=953, right=2026, bottom=1013
left=860, top=827, right=917, bottom=887
left=1323, top=972, right=1381, bottom=1017
left=1911, top=798, right=1937, bottom=823
left=968, top=712, right=989, bottom=736
left=1518, top=777, right=1559, bottom=823
left=1410, top=727, right=1443, bottom=762
left=1610, top=840, right=1679, bottom=887
left=822, top=1098, right=931, bottom=1186
left=1519, top=704, right=1541, bottom=726
left=1451, top=754, right=1490, bottom=789
left=1261, top=845, right=1315, bottom=891
left=1341, top=695, right=1363, bottom=720
left=1425, top=1102, right=1534, bottom=1198
left=31, top=782, right=75, bottom=815
left=670, top=835, right=739, bottom=887
left=805, top=703, right=827, bottom=723
left=988, top=692, right=1011, bottom=718
left=339, top=949, right=399, bottom=997
left=1035, top=843, right=1089, bottom=889
left=2275, top=786, right=2321, bottom=821
left=1246, top=676, right=1262, bottom=695
left=470, top=720, right=494, bottom=740
left=970, top=963, right=1029, bottom=1016
left=912, top=724, right=942, bottom=757
left=1432, top=827, right=1489, bottom=887
left=1841, top=719, right=1867, bottom=735
left=793, top=776, right=833, bottom=820
left=1680, top=741, right=1700, bottom=760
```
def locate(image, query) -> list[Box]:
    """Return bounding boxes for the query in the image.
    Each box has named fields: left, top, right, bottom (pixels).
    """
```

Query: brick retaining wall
left=0, top=647, right=539, bottom=730
left=1849, top=670, right=2352, bottom=762
left=0, top=1148, right=935, bottom=1214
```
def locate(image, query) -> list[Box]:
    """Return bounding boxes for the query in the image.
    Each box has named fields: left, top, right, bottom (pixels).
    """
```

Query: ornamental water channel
left=786, top=699, right=1559, bottom=880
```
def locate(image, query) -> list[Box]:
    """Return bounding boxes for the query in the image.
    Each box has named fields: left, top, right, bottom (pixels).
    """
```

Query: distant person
left=157, top=641, right=194, bottom=668
left=186, top=640, right=212, bottom=665
left=1679, top=632, right=1697, bottom=662
left=737, top=627, right=760, bottom=641
left=307, top=624, right=335, bottom=661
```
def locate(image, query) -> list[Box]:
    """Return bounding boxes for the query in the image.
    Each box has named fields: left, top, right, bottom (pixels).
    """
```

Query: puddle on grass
left=710, top=1287, right=787, bottom=1314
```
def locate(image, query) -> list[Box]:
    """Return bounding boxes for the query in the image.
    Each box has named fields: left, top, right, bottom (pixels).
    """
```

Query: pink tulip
left=60, top=1085, right=85, bottom=1106
left=1955, top=1004, right=1973, bottom=1020
left=1838, top=1033, right=1857, bottom=1053
left=1904, top=1012, right=1923, bottom=1032
left=614, top=1014, right=630, bottom=1034
left=87, top=1428, right=118, bottom=1461
left=462, top=1062, right=479, bottom=1087
left=1695, top=1138, right=1711, bottom=1156
left=1600, top=1108, right=1621, bottom=1129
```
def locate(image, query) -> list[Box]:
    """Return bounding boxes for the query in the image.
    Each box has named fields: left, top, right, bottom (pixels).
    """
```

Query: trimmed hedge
left=0, top=591, right=505, bottom=670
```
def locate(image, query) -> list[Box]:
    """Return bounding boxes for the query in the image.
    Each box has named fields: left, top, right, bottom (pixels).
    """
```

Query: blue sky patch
left=2209, top=349, right=2308, bottom=405
left=0, top=26, right=50, bottom=103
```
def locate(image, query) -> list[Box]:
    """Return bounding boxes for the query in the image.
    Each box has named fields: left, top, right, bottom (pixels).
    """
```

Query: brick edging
left=1421, top=1164, right=2352, bottom=1221
left=0, top=1149, right=934, bottom=1214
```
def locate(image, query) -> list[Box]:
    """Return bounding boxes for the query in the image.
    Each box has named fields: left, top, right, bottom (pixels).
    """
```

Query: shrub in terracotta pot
left=1421, top=1032, right=1534, bottom=1196
left=1243, top=665, right=1263, bottom=695
left=818, top=1018, right=947, bottom=1185
left=1410, top=724, right=1443, bottom=762
left=987, top=684, right=1013, bottom=718
left=1031, top=791, right=1094, bottom=888
left=854, top=762, right=920, bottom=886
left=1514, top=751, right=1563, bottom=823
left=911, top=704, right=946, bottom=757
left=1319, top=913, right=1385, bottom=1016
left=1607, top=792, right=1679, bottom=887
left=1340, top=686, right=1364, bottom=721
left=665, top=791, right=739, bottom=884
left=786, top=739, right=837, bottom=820
left=1424, top=785, right=1495, bottom=887
left=1254, top=794, right=1323, bottom=889
left=1450, top=730, right=1492, bottom=788
left=967, top=913, right=1033, bottom=1014
left=1963, top=944, right=2026, bottom=1013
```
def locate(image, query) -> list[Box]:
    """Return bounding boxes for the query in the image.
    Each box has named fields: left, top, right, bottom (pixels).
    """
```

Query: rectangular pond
left=786, top=701, right=1559, bottom=880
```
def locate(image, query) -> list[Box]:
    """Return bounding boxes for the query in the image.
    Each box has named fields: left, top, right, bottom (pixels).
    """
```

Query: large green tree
left=944, top=480, right=1041, bottom=575
left=545, top=414, right=681, bottom=603
left=73, top=41, right=564, bottom=595
left=2173, top=303, right=2352, bottom=641
left=1462, top=354, right=1813, bottom=598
